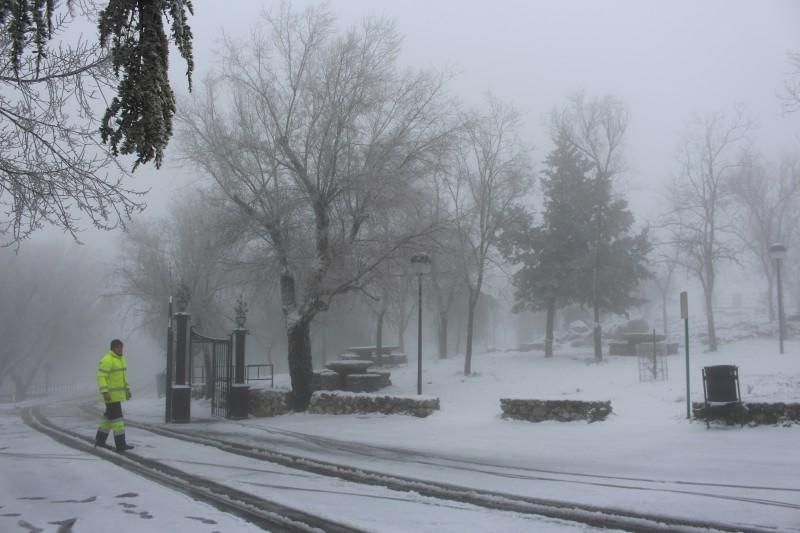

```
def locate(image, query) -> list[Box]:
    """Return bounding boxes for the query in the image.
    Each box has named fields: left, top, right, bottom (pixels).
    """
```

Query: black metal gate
left=190, top=328, right=232, bottom=418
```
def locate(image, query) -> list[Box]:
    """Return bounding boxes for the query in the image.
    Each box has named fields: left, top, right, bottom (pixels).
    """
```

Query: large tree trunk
left=702, top=255, right=718, bottom=352
left=592, top=246, right=603, bottom=361
left=375, top=307, right=385, bottom=359
left=455, top=309, right=463, bottom=354
left=545, top=295, right=556, bottom=358
left=9, top=373, right=26, bottom=402
left=704, top=287, right=718, bottom=352
left=593, top=306, right=603, bottom=360
left=438, top=314, right=448, bottom=359
left=287, top=319, right=314, bottom=411
left=397, top=322, right=406, bottom=353
left=661, top=291, right=669, bottom=341
left=464, top=292, right=479, bottom=376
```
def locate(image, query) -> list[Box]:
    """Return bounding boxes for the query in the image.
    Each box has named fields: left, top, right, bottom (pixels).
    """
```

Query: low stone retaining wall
left=692, top=402, right=800, bottom=426
left=312, top=370, right=341, bottom=390
left=309, top=391, right=439, bottom=417
left=248, top=389, right=292, bottom=417
left=500, top=399, right=612, bottom=422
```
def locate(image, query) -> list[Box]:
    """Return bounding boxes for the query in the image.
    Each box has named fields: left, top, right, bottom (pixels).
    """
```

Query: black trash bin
left=702, top=365, right=740, bottom=403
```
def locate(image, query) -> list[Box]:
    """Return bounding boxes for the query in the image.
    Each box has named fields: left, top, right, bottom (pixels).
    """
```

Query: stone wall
left=500, top=399, right=612, bottom=422
left=692, top=402, right=800, bottom=426
left=248, top=388, right=292, bottom=417
left=309, top=391, right=440, bottom=417
left=311, top=370, right=341, bottom=391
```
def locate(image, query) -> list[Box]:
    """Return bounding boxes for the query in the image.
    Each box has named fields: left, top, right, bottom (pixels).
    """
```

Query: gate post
left=229, top=297, right=250, bottom=420
left=170, top=310, right=192, bottom=423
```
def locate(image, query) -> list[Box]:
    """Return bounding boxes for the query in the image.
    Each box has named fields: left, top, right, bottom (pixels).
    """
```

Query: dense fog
left=1, top=0, right=798, bottom=402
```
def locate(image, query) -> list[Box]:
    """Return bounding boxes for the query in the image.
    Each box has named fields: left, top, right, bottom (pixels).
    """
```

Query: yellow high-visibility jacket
left=97, top=351, right=129, bottom=403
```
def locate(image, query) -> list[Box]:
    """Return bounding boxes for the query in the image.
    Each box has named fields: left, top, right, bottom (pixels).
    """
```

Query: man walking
left=95, top=339, right=134, bottom=451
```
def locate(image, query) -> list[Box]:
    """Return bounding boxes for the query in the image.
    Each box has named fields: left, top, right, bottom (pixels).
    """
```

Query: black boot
left=95, top=430, right=110, bottom=448
left=114, top=434, right=134, bottom=452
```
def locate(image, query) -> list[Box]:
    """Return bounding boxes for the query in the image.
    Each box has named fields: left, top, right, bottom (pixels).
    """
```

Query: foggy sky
left=64, top=0, right=800, bottom=251
left=14, top=0, right=798, bottom=356
left=127, top=1, right=796, bottom=222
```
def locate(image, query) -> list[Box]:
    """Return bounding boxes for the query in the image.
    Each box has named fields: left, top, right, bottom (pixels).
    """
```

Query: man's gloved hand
left=126, top=389, right=132, bottom=400
left=102, top=392, right=112, bottom=403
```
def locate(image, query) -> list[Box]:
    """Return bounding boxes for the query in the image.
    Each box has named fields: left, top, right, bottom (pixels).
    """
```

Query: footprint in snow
left=51, top=496, right=96, bottom=504
left=49, top=517, right=77, bottom=532
left=16, top=519, right=43, bottom=533
left=186, top=516, right=218, bottom=525
left=115, top=492, right=138, bottom=498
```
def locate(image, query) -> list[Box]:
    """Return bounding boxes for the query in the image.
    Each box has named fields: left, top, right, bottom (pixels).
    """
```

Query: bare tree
left=423, top=171, right=467, bottom=360
left=114, top=189, right=247, bottom=342
left=664, top=108, right=752, bottom=352
left=650, top=237, right=681, bottom=339
left=0, top=16, right=142, bottom=246
left=388, top=267, right=416, bottom=353
left=446, top=95, right=532, bottom=376
left=552, top=93, right=629, bottom=361
left=0, top=243, right=112, bottom=400
left=361, top=257, right=404, bottom=357
left=0, top=1, right=195, bottom=246
left=730, top=150, right=800, bottom=321
left=177, top=6, right=455, bottom=409
left=783, top=52, right=800, bottom=113
left=430, top=246, right=464, bottom=359
left=114, top=189, right=249, bottom=398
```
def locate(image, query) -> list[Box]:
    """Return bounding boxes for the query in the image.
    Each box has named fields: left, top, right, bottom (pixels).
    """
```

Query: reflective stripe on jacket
left=97, top=351, right=129, bottom=402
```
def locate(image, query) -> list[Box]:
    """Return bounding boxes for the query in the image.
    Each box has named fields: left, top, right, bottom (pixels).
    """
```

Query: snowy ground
left=0, top=410, right=258, bottom=532
left=2, top=336, right=799, bottom=532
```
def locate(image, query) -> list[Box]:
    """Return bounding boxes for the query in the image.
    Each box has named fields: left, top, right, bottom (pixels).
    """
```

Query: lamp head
left=769, top=242, right=787, bottom=260
left=410, top=252, right=432, bottom=275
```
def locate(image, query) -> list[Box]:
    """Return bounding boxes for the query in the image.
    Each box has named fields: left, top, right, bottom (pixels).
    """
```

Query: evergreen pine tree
left=499, top=130, right=651, bottom=357
left=1, top=0, right=194, bottom=169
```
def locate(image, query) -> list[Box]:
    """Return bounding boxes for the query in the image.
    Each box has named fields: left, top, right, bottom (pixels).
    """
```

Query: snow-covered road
left=3, top=404, right=607, bottom=532
left=4, top=338, right=799, bottom=532
left=0, top=407, right=257, bottom=533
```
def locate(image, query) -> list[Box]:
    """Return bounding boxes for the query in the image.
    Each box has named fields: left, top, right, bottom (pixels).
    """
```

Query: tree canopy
left=0, top=0, right=193, bottom=245
left=499, top=128, right=651, bottom=356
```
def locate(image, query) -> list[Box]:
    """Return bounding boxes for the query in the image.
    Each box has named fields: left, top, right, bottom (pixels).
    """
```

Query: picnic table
left=319, top=359, right=390, bottom=392
left=609, top=332, right=667, bottom=356
left=325, top=359, right=373, bottom=376
left=340, top=345, right=408, bottom=367
left=346, top=345, right=399, bottom=358
left=624, top=332, right=666, bottom=344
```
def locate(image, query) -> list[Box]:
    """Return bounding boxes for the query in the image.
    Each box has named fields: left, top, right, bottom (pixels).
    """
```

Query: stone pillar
left=229, top=327, right=250, bottom=419
left=234, top=327, right=247, bottom=384
left=174, top=312, right=190, bottom=385
left=170, top=311, right=191, bottom=423
left=229, top=296, right=250, bottom=420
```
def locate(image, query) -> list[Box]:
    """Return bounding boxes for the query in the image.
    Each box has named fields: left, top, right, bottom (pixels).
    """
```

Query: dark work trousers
left=97, top=401, right=125, bottom=438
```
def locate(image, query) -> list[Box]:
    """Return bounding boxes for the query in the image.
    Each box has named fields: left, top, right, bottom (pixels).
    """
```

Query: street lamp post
left=410, top=252, right=432, bottom=395
left=769, top=243, right=787, bottom=355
